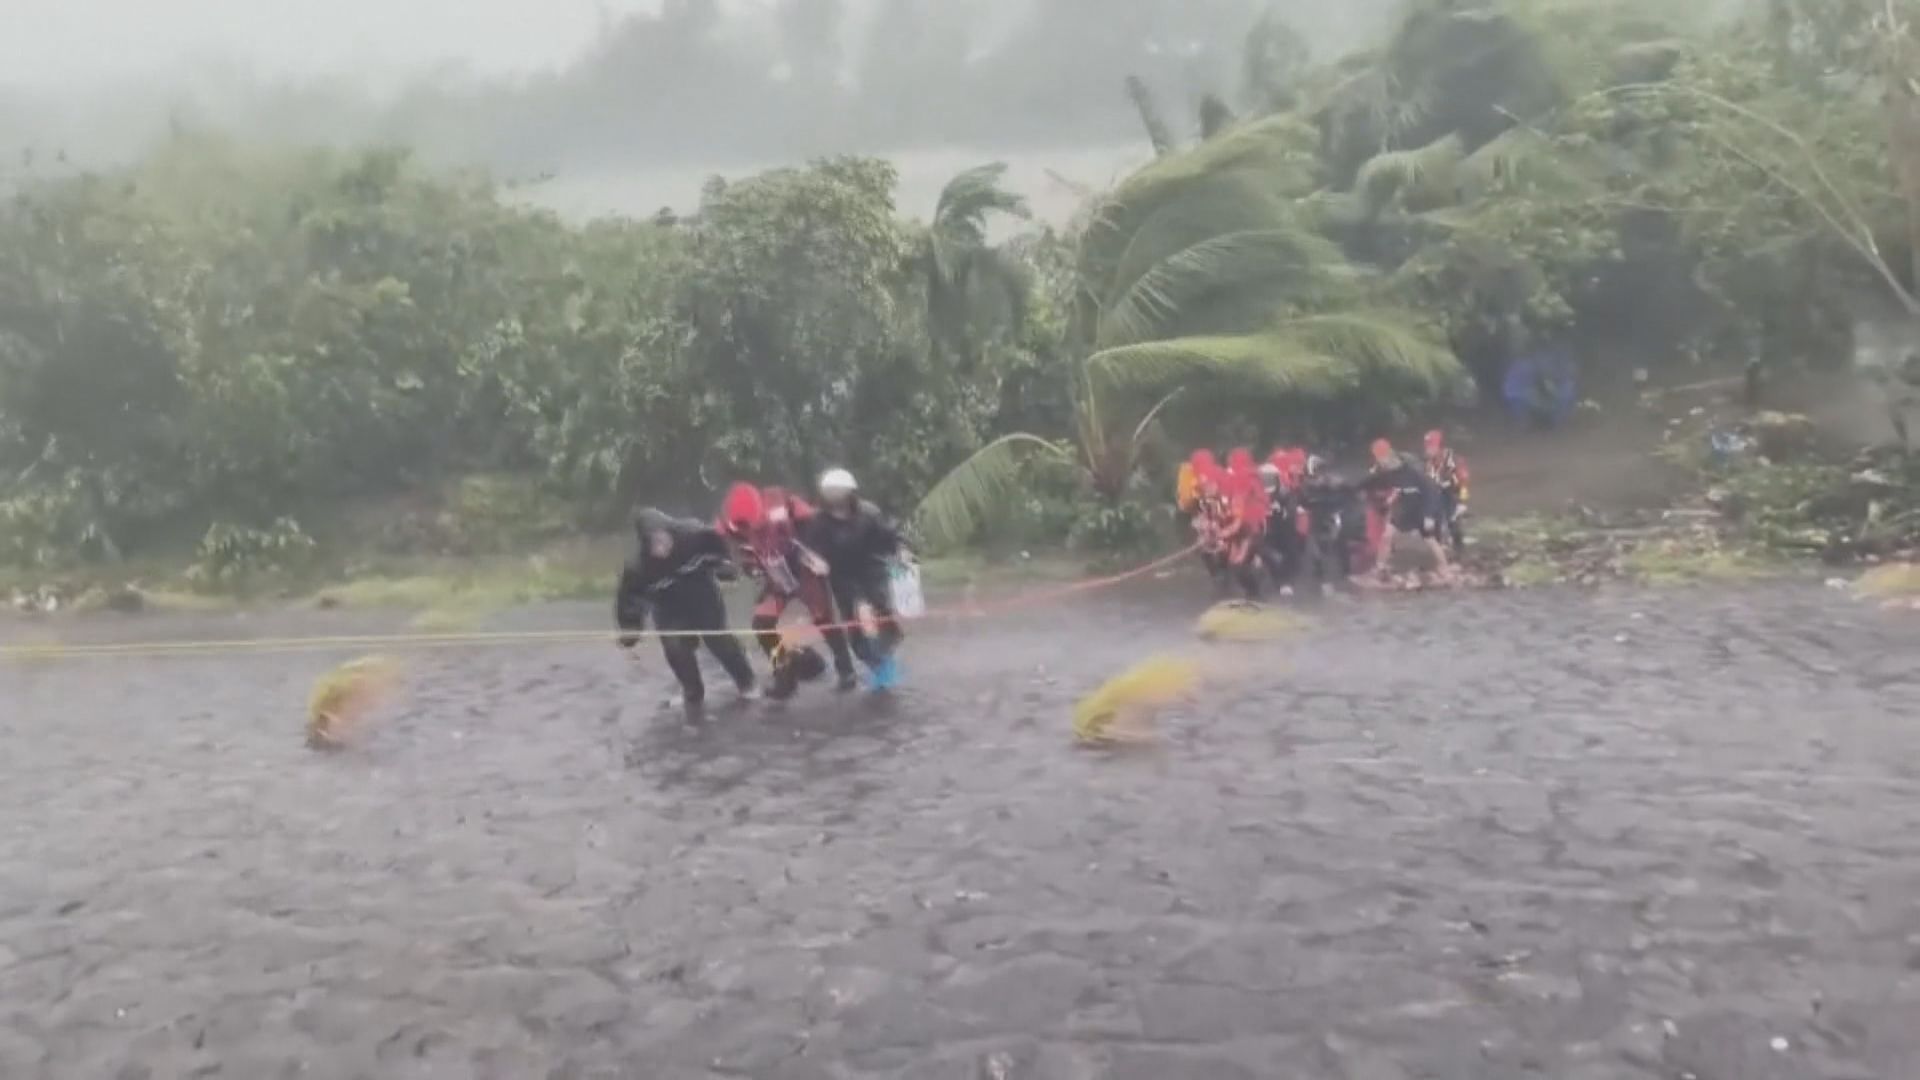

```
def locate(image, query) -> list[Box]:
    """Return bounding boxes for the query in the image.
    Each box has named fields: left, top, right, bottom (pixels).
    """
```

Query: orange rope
left=0, top=543, right=1204, bottom=661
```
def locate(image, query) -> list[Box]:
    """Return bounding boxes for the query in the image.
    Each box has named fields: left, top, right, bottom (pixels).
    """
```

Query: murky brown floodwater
left=5, top=581, right=1920, bottom=1079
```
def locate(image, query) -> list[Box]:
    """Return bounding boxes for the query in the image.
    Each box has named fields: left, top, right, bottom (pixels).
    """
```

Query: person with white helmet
left=803, top=467, right=909, bottom=689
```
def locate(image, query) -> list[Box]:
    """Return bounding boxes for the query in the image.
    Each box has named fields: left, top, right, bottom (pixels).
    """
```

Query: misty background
left=0, top=0, right=1395, bottom=222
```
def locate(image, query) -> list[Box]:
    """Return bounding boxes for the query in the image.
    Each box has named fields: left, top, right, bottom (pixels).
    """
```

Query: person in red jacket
left=1261, top=448, right=1312, bottom=591
left=1217, top=448, right=1268, bottom=600
left=717, top=482, right=859, bottom=700
left=1187, top=450, right=1229, bottom=591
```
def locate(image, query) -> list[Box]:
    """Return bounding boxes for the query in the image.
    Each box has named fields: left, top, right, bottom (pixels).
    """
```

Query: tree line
left=4, top=0, right=1916, bottom=572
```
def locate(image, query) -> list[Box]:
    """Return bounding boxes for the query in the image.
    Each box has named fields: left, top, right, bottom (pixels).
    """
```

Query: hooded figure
left=615, top=507, right=758, bottom=708
left=718, top=482, right=858, bottom=698
left=805, top=468, right=907, bottom=686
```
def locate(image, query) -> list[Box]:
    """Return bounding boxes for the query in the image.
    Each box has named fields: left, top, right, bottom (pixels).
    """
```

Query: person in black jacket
left=807, top=468, right=907, bottom=688
left=1298, top=453, right=1361, bottom=585
left=615, top=507, right=759, bottom=709
left=1361, top=438, right=1452, bottom=578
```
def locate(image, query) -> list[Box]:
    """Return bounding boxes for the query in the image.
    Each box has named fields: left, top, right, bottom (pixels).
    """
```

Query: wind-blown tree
left=0, top=136, right=703, bottom=556
left=913, top=163, right=1033, bottom=369
left=1286, top=0, right=1702, bottom=384
left=670, top=157, right=1014, bottom=510
left=1341, top=0, right=1919, bottom=385
left=914, top=113, right=1464, bottom=547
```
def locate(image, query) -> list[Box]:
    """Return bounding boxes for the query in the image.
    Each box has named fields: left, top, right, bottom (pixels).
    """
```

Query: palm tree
left=913, top=113, right=1465, bottom=547
left=914, top=163, right=1032, bottom=367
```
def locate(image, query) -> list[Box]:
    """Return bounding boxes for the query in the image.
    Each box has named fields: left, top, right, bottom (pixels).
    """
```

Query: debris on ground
left=1194, top=601, right=1304, bottom=642
left=1073, top=655, right=1199, bottom=747
left=307, top=656, right=401, bottom=751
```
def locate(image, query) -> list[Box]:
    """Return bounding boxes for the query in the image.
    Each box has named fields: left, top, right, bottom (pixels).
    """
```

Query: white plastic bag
left=888, top=560, right=925, bottom=619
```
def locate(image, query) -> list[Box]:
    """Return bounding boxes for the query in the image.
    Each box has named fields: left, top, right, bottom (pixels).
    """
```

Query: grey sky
left=2, top=0, right=1391, bottom=221
left=2, top=0, right=661, bottom=88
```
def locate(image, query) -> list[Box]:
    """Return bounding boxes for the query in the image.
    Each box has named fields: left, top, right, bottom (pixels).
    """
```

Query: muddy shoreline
left=5, top=581, right=1920, bottom=1078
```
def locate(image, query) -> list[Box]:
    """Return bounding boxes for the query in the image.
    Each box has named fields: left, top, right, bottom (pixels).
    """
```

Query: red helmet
left=1423, top=429, right=1445, bottom=453
left=1189, top=449, right=1218, bottom=472
left=721, top=482, right=764, bottom=531
left=1226, top=447, right=1256, bottom=474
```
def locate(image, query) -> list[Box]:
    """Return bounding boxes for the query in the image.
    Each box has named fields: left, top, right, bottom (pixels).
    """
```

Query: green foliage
left=1067, top=498, right=1166, bottom=557
left=187, top=518, right=317, bottom=589
left=0, top=140, right=1034, bottom=572
left=14, top=0, right=1920, bottom=585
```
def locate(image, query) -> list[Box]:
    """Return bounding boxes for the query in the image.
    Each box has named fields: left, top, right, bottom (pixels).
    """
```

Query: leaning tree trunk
left=1882, top=1, right=1920, bottom=306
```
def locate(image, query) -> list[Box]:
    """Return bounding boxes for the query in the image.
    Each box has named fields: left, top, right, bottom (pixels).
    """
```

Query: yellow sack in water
left=1176, top=463, right=1198, bottom=514
left=1073, top=655, right=1200, bottom=746
left=1856, top=563, right=1920, bottom=600
left=307, top=655, right=400, bottom=750
left=1195, top=601, right=1303, bottom=643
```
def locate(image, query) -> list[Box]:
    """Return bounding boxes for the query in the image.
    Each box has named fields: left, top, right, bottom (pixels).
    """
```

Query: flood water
left=4, top=581, right=1920, bottom=1078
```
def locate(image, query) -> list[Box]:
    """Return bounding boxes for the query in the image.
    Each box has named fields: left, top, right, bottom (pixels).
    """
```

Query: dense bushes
left=8, top=0, right=1918, bottom=579
left=0, top=140, right=1049, bottom=569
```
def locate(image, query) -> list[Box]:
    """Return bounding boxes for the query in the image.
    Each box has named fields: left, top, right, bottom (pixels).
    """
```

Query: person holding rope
left=1260, top=449, right=1314, bottom=593
left=1299, top=452, right=1360, bottom=583
left=718, top=482, right=860, bottom=699
left=615, top=507, right=759, bottom=712
left=1184, top=449, right=1229, bottom=592
left=1362, top=437, right=1452, bottom=581
left=1423, top=428, right=1470, bottom=557
left=1217, top=448, right=1269, bottom=600
left=806, top=468, right=909, bottom=689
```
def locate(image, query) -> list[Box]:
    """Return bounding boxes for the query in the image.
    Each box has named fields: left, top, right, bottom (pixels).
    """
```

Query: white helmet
left=818, top=468, right=858, bottom=497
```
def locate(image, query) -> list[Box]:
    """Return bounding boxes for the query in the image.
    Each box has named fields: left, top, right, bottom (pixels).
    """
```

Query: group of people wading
left=614, top=469, right=911, bottom=712
left=613, top=434, right=1470, bottom=709
left=1178, top=430, right=1470, bottom=598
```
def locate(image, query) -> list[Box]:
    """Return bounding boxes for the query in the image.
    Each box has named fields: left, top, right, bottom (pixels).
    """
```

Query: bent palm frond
left=1456, top=126, right=1597, bottom=198
left=1089, top=333, right=1359, bottom=402
left=913, top=433, right=1074, bottom=549
left=1089, top=309, right=1464, bottom=404
left=1277, top=311, right=1466, bottom=397
left=1356, top=133, right=1465, bottom=217
left=934, top=163, right=1030, bottom=240
left=1095, top=225, right=1350, bottom=349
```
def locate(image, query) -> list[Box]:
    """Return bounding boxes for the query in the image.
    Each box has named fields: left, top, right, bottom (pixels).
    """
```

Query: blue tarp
left=1501, top=347, right=1578, bottom=426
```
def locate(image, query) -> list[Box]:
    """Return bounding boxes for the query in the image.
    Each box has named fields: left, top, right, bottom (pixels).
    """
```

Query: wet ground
left=5, top=581, right=1920, bottom=1079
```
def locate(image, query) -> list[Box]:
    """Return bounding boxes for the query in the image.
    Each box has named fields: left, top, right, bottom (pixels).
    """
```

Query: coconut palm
left=914, top=162, right=1032, bottom=367
left=913, top=114, right=1465, bottom=547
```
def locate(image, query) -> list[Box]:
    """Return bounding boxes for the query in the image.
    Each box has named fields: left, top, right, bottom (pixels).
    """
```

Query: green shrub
left=187, top=518, right=318, bottom=589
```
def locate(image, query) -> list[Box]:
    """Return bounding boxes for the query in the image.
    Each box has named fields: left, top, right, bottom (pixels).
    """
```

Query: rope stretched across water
left=0, top=544, right=1200, bottom=662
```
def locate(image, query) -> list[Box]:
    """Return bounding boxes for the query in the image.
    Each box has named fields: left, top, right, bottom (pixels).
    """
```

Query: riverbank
left=0, top=535, right=1095, bottom=626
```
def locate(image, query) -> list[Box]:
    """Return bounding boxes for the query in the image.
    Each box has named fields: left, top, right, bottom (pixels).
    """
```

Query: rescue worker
left=1299, top=452, right=1361, bottom=584
left=1257, top=461, right=1300, bottom=591
left=806, top=468, right=907, bottom=689
left=1264, top=448, right=1315, bottom=591
left=614, top=507, right=759, bottom=711
left=1217, top=448, right=1268, bottom=600
left=717, top=482, right=859, bottom=699
left=1362, top=438, right=1452, bottom=579
left=1188, top=450, right=1230, bottom=591
left=1423, top=429, right=1470, bottom=557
